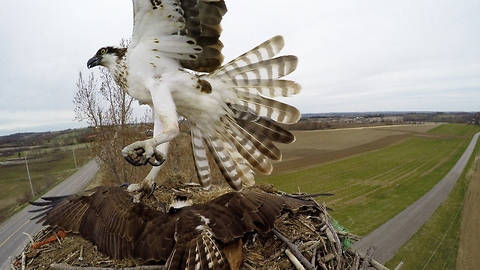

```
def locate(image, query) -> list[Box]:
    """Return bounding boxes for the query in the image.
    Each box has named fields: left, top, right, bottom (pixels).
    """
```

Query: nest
left=11, top=183, right=389, bottom=270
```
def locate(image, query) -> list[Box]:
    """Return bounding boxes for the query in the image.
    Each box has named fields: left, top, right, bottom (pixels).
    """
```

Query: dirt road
left=353, top=132, right=480, bottom=263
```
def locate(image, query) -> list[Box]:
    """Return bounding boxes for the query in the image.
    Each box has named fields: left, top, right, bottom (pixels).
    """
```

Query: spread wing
left=30, top=186, right=175, bottom=262
left=131, top=0, right=227, bottom=72
left=30, top=186, right=315, bottom=268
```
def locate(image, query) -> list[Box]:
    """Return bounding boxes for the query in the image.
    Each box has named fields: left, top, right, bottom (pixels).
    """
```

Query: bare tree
left=74, top=69, right=152, bottom=185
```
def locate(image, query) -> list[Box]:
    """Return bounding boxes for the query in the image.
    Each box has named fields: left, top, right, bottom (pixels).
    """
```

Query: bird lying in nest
left=30, top=186, right=316, bottom=270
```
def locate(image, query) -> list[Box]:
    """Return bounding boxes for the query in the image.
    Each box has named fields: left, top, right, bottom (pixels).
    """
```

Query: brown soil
left=264, top=124, right=442, bottom=176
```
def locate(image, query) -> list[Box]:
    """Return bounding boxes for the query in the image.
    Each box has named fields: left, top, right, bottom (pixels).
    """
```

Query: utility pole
left=25, top=155, right=35, bottom=198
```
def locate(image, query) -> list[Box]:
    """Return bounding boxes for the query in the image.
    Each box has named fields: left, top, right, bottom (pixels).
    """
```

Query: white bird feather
left=87, top=0, right=301, bottom=193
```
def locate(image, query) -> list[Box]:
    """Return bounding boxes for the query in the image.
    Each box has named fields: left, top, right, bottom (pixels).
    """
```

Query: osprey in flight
left=87, top=0, right=301, bottom=194
left=30, top=186, right=314, bottom=269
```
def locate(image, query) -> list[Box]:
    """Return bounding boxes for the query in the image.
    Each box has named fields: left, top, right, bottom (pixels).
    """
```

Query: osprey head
left=87, top=46, right=127, bottom=69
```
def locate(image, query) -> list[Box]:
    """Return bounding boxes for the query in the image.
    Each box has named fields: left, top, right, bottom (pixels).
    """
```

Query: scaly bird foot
left=122, top=141, right=166, bottom=167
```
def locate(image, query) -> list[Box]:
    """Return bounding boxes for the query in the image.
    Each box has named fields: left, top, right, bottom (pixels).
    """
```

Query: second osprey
left=87, top=0, right=301, bottom=194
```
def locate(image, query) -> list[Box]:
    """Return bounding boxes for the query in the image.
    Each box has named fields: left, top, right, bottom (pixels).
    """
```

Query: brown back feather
left=30, top=186, right=315, bottom=268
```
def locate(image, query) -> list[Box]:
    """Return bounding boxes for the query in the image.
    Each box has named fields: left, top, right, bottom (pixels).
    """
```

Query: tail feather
left=190, top=126, right=212, bottom=187
left=196, top=230, right=228, bottom=269
left=236, top=91, right=301, bottom=124
left=221, top=117, right=273, bottom=174
left=203, top=135, right=253, bottom=190
left=190, top=36, right=300, bottom=189
left=210, top=35, right=285, bottom=77
left=230, top=80, right=301, bottom=98
left=241, top=117, right=295, bottom=144
left=215, top=56, right=298, bottom=85
left=229, top=106, right=296, bottom=144
left=171, top=229, right=229, bottom=270
left=226, top=116, right=282, bottom=161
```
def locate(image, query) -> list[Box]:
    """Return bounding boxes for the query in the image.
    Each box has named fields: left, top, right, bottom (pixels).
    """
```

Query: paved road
left=0, top=159, right=99, bottom=269
left=353, top=132, right=480, bottom=263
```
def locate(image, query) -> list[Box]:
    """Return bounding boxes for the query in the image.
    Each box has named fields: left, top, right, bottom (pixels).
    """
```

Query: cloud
left=0, top=110, right=86, bottom=135
left=0, top=0, right=479, bottom=136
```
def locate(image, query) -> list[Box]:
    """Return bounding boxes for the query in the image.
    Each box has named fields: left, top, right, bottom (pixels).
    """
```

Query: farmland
left=260, top=123, right=480, bottom=236
left=1, top=123, right=479, bottom=268
left=0, top=129, right=92, bottom=222
left=255, top=123, right=480, bottom=268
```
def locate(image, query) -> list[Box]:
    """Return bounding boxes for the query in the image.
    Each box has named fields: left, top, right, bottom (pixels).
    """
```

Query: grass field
left=2, top=123, right=478, bottom=267
left=0, top=147, right=92, bottom=222
left=260, top=123, right=480, bottom=236
left=384, top=144, right=479, bottom=269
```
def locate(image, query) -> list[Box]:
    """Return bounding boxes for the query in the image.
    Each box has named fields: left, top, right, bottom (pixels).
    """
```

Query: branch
left=50, top=264, right=163, bottom=270
left=346, top=248, right=389, bottom=270
left=272, top=229, right=315, bottom=270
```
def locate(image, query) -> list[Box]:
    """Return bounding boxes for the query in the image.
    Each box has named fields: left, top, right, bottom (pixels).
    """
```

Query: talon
left=123, top=146, right=150, bottom=166
left=158, top=201, right=167, bottom=215
left=124, top=155, right=142, bottom=166
left=148, top=149, right=166, bottom=166
left=147, top=183, right=156, bottom=198
left=124, top=145, right=165, bottom=167
left=148, top=157, right=165, bottom=166
left=118, top=182, right=130, bottom=189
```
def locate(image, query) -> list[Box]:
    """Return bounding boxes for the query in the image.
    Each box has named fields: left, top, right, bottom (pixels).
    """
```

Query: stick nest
left=11, top=182, right=389, bottom=270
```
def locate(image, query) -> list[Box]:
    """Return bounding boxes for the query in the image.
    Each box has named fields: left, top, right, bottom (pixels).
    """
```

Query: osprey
left=87, top=0, right=301, bottom=195
left=30, top=186, right=315, bottom=269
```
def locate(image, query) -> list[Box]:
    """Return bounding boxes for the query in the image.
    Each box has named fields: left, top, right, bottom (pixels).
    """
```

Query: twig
left=50, top=264, right=163, bottom=270
left=22, top=232, right=34, bottom=246
left=347, top=248, right=389, bottom=270
left=360, top=246, right=376, bottom=270
left=21, top=252, right=26, bottom=270
left=79, top=245, right=84, bottom=261
left=352, top=250, right=360, bottom=270
left=243, top=263, right=256, bottom=270
left=324, top=218, right=343, bottom=270
left=321, top=253, right=335, bottom=263
left=311, top=246, right=316, bottom=268
left=285, top=249, right=305, bottom=270
left=394, top=261, right=404, bottom=270
left=272, top=229, right=315, bottom=270
left=9, top=257, right=15, bottom=270
left=55, top=232, right=63, bottom=245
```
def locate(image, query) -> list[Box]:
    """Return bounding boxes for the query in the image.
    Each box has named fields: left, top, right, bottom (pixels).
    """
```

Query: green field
left=1, top=123, right=479, bottom=268
left=385, top=144, right=478, bottom=269
left=261, top=124, right=480, bottom=236
left=0, top=147, right=92, bottom=222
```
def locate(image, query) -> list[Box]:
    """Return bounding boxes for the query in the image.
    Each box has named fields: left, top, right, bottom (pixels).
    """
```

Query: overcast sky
left=0, top=0, right=479, bottom=136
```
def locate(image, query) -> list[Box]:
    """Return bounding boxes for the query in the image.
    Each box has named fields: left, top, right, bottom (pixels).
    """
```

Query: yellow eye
left=100, top=49, right=107, bottom=55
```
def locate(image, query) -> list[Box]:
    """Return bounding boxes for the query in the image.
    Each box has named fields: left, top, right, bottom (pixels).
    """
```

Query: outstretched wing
left=30, top=186, right=175, bottom=262
left=30, top=186, right=315, bottom=268
left=200, top=190, right=315, bottom=241
left=131, top=0, right=226, bottom=71
left=152, top=190, right=317, bottom=269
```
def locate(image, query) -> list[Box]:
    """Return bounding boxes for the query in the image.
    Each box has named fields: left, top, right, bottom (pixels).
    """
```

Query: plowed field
left=265, top=124, right=441, bottom=175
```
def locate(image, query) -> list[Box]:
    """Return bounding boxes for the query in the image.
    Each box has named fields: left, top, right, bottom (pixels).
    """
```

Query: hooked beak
left=87, top=56, right=102, bottom=69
